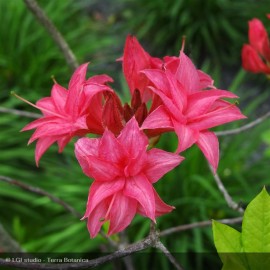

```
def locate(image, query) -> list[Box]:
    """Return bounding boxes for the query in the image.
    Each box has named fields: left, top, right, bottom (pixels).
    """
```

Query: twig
left=0, top=223, right=24, bottom=253
left=0, top=215, right=242, bottom=269
left=0, top=235, right=154, bottom=270
left=208, top=165, right=244, bottom=213
left=155, top=240, right=184, bottom=270
left=159, top=216, right=242, bottom=237
left=150, top=222, right=185, bottom=270
left=0, top=107, right=41, bottom=118
left=118, top=231, right=135, bottom=270
left=0, top=175, right=119, bottom=248
left=0, top=175, right=81, bottom=218
left=23, top=0, right=79, bottom=70
left=215, top=111, right=270, bottom=136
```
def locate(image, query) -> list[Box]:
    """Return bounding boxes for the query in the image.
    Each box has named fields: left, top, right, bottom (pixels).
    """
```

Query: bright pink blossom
left=22, top=63, right=113, bottom=165
left=242, top=18, right=270, bottom=74
left=141, top=52, right=246, bottom=170
left=75, top=117, right=183, bottom=237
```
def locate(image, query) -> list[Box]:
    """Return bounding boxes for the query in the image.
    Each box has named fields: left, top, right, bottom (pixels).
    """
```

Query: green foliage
left=262, top=129, right=270, bottom=157
left=213, top=188, right=270, bottom=270
left=119, top=0, right=270, bottom=70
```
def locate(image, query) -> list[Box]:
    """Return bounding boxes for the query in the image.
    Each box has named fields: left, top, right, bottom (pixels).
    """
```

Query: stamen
left=51, top=75, right=57, bottom=84
left=11, top=91, right=65, bottom=119
left=181, top=36, right=186, bottom=52
left=104, top=193, right=117, bottom=220
left=209, top=101, right=239, bottom=114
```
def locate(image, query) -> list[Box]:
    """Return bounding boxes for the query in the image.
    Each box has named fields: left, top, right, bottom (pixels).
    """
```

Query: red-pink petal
left=124, top=174, right=155, bottom=221
left=83, top=179, right=125, bottom=218
left=83, top=83, right=113, bottom=100
left=28, top=123, right=72, bottom=143
left=85, top=74, right=113, bottom=85
left=65, top=63, right=89, bottom=114
left=86, top=200, right=108, bottom=238
left=138, top=188, right=174, bottom=217
left=144, top=148, right=184, bottom=183
left=165, top=70, right=187, bottom=111
left=85, top=94, right=104, bottom=134
left=57, top=136, right=71, bottom=153
left=68, top=63, right=89, bottom=94
left=79, top=155, right=121, bottom=181
left=241, top=44, right=270, bottom=74
left=142, top=70, right=182, bottom=116
left=154, top=190, right=175, bottom=217
left=102, top=94, right=124, bottom=135
left=99, top=129, right=126, bottom=163
left=164, top=56, right=179, bottom=74
left=197, top=70, right=214, bottom=89
left=122, top=35, right=151, bottom=96
left=142, top=69, right=171, bottom=97
left=108, top=193, right=137, bottom=235
left=148, top=86, right=181, bottom=117
left=185, top=90, right=238, bottom=119
left=196, top=131, right=219, bottom=171
left=21, top=116, right=58, bottom=131
left=248, top=18, right=269, bottom=57
left=35, top=137, right=57, bottom=166
left=75, top=137, right=122, bottom=180
left=75, top=137, right=100, bottom=156
left=188, top=102, right=246, bottom=130
left=174, top=122, right=199, bottom=153
left=118, top=117, right=148, bottom=158
left=76, top=84, right=112, bottom=118
left=141, top=105, right=174, bottom=130
left=51, top=83, right=67, bottom=113
left=36, top=97, right=56, bottom=116
left=175, top=51, right=200, bottom=94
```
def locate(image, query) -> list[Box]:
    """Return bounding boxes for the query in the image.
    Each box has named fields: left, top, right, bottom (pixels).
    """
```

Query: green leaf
left=212, top=220, right=248, bottom=269
left=213, top=188, right=270, bottom=270
left=262, top=130, right=270, bottom=145
left=242, top=187, right=270, bottom=269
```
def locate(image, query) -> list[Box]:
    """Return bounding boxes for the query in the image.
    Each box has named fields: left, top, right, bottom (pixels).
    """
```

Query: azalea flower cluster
left=21, top=36, right=245, bottom=237
left=242, top=14, right=270, bottom=75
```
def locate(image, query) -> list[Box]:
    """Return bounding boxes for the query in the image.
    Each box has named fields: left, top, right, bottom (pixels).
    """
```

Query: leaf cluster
left=213, top=188, right=270, bottom=270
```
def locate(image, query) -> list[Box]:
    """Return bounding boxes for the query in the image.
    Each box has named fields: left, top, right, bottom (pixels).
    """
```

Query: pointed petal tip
left=151, top=218, right=157, bottom=224
left=179, top=155, right=185, bottom=162
left=27, top=140, right=32, bottom=146
left=210, top=163, right=218, bottom=174
left=35, top=159, right=39, bottom=168
left=89, top=232, right=98, bottom=239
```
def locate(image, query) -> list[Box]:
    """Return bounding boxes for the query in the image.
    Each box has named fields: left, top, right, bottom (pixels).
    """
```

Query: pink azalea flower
left=141, top=52, right=246, bottom=170
left=75, top=117, right=183, bottom=237
left=242, top=17, right=270, bottom=74
left=21, top=63, right=113, bottom=165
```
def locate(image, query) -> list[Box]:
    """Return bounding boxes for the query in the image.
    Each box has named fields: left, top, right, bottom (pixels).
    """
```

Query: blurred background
left=1, top=0, right=270, bottom=269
